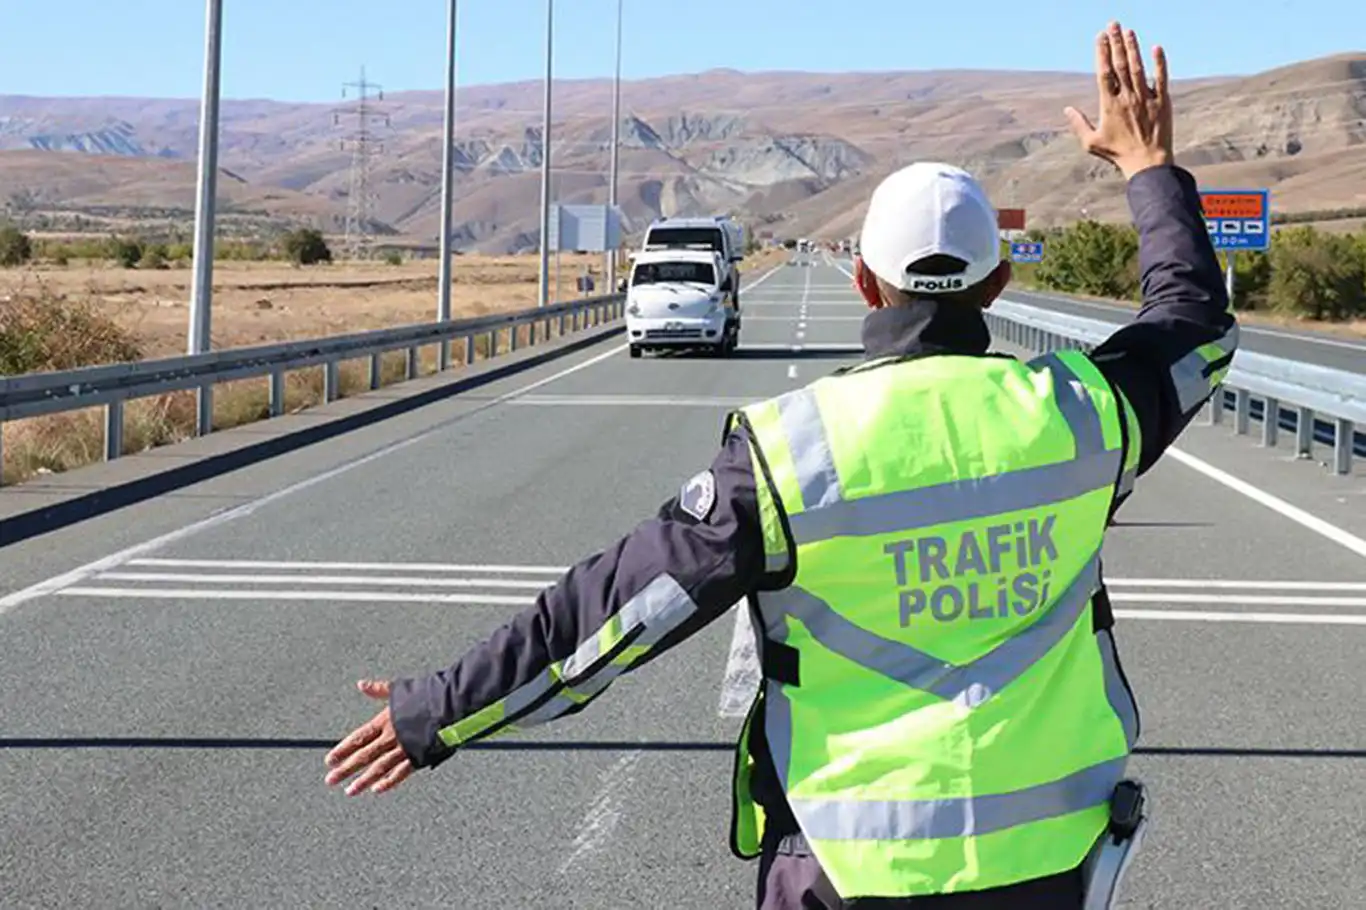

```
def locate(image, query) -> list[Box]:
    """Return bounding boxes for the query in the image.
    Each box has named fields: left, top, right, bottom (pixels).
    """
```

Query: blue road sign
left=1199, top=189, right=1270, bottom=251
left=1010, top=241, right=1044, bottom=263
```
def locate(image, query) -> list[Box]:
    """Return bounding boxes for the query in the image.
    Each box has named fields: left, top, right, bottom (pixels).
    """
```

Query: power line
left=334, top=66, right=390, bottom=260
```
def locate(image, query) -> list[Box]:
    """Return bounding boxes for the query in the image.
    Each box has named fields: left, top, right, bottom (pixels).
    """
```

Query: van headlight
left=627, top=303, right=641, bottom=316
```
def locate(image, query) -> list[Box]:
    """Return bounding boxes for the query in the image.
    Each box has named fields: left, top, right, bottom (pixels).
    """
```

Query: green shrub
left=109, top=236, right=144, bottom=268
left=1266, top=226, right=1365, bottom=321
left=1012, top=219, right=1365, bottom=323
left=282, top=228, right=332, bottom=266
left=0, top=283, right=143, bottom=374
left=0, top=225, right=33, bottom=266
left=140, top=243, right=170, bottom=270
left=1032, top=220, right=1140, bottom=301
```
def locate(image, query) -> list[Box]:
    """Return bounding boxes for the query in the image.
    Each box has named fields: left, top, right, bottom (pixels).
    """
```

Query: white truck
left=625, top=249, right=740, bottom=359
left=639, top=215, right=746, bottom=307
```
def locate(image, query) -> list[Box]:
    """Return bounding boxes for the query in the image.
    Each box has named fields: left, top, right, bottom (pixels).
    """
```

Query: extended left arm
left=387, top=427, right=767, bottom=770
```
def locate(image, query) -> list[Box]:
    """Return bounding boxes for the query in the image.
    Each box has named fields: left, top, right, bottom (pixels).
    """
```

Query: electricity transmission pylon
left=333, top=66, right=389, bottom=261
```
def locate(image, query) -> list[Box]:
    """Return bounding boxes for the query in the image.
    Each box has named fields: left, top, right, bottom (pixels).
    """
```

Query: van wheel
left=629, top=345, right=642, bottom=359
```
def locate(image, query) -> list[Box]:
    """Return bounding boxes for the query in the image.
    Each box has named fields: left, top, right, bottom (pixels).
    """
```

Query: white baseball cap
left=858, top=162, right=1001, bottom=294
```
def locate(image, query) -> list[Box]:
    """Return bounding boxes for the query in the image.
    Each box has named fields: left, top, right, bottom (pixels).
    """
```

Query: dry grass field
left=0, top=247, right=789, bottom=486
left=0, top=251, right=609, bottom=485
left=3, top=252, right=607, bottom=358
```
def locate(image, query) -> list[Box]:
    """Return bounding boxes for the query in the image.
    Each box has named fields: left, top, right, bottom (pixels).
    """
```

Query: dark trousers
left=756, top=836, right=1086, bottom=910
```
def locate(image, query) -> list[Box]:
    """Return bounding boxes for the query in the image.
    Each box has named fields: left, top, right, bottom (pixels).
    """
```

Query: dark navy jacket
left=388, top=163, right=1234, bottom=858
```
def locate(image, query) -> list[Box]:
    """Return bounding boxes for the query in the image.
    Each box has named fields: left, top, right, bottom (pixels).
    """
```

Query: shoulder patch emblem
left=679, top=470, right=718, bottom=522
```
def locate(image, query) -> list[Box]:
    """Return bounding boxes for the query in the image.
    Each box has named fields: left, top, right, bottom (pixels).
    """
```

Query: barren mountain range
left=1, top=53, right=1363, bottom=253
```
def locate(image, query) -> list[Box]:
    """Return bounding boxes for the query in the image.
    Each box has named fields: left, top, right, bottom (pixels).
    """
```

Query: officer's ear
left=853, top=256, right=883, bottom=309
left=977, top=260, right=1012, bottom=311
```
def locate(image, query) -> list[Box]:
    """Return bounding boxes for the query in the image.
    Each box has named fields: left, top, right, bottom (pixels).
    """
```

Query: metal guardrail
left=987, top=299, right=1364, bottom=476
left=0, top=293, right=625, bottom=485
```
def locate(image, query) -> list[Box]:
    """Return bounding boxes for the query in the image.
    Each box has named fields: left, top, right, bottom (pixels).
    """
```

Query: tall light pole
left=437, top=0, right=459, bottom=368
left=536, top=0, right=554, bottom=308
left=188, top=0, right=223, bottom=437
left=607, top=0, right=623, bottom=286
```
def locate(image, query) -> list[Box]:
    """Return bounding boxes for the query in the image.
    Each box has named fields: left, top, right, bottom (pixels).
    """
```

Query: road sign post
left=1010, top=241, right=1044, bottom=264
left=1199, top=188, right=1271, bottom=308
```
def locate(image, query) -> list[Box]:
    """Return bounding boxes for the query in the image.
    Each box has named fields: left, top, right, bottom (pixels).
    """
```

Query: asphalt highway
left=1, top=262, right=1362, bottom=909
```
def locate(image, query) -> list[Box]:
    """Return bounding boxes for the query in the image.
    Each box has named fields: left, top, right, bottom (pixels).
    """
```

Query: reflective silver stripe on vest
left=1117, top=467, right=1136, bottom=499
left=776, top=387, right=843, bottom=510
left=787, top=756, right=1127, bottom=841
left=759, top=554, right=1100, bottom=707
left=780, top=354, right=1121, bottom=546
left=499, top=573, right=698, bottom=733
left=561, top=572, right=697, bottom=679
left=764, top=605, right=797, bottom=793
left=1037, top=353, right=1105, bottom=458
left=1170, top=325, right=1239, bottom=414
left=1097, top=628, right=1139, bottom=749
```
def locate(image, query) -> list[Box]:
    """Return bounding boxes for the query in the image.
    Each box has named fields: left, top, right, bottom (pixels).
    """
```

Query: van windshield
left=632, top=261, right=716, bottom=286
left=644, top=227, right=724, bottom=253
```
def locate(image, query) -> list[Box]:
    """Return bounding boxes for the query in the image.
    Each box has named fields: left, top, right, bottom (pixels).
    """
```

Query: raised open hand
left=1064, top=22, right=1175, bottom=179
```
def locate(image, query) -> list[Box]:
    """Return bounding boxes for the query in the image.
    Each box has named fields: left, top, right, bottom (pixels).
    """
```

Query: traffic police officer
left=326, top=22, right=1237, bottom=908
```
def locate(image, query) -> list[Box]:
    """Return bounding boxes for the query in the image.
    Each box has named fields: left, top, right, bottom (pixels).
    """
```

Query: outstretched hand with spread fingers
left=324, top=679, right=415, bottom=796
left=1064, top=21, right=1174, bottom=179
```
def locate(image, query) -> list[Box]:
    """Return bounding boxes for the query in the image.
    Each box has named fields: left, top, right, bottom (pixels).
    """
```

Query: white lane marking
left=1112, top=593, right=1366, bottom=607
left=1114, top=609, right=1366, bottom=626
left=557, top=749, right=644, bottom=875
left=741, top=343, right=864, bottom=351
left=743, top=317, right=859, bottom=322
left=787, top=365, right=798, bottom=379
left=741, top=301, right=858, bottom=308
left=1165, top=446, right=1366, bottom=560
left=123, top=559, right=1363, bottom=591
left=718, top=604, right=760, bottom=717
left=97, top=572, right=554, bottom=589
left=0, top=343, right=627, bottom=614
left=56, top=587, right=538, bottom=604
left=742, top=262, right=786, bottom=291
left=796, top=331, right=806, bottom=340
left=127, top=558, right=571, bottom=573
left=508, top=395, right=754, bottom=407
left=1108, top=578, right=1366, bottom=591
left=90, top=575, right=1366, bottom=606
left=56, top=586, right=1366, bottom=625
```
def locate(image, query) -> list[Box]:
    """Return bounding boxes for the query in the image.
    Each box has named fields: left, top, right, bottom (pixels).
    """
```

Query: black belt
left=773, top=831, right=811, bottom=856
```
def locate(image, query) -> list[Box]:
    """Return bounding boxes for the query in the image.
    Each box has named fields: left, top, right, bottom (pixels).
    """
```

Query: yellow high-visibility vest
left=726, top=349, right=1143, bottom=898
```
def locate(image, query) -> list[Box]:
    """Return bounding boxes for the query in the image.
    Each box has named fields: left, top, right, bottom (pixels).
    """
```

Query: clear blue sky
left=0, top=0, right=1348, bottom=102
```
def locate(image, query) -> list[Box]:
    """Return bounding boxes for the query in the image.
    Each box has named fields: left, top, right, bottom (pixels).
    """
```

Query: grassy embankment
left=0, top=252, right=617, bottom=486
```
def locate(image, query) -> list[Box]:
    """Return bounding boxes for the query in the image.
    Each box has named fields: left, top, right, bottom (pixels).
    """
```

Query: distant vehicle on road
left=641, top=215, right=746, bottom=307
left=624, top=249, right=739, bottom=359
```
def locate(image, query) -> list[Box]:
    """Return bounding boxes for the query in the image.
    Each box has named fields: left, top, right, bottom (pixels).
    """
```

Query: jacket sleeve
left=386, top=424, right=766, bottom=769
left=1087, top=164, right=1239, bottom=478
